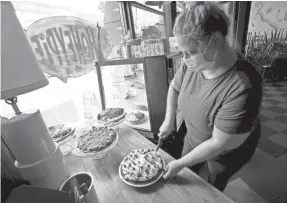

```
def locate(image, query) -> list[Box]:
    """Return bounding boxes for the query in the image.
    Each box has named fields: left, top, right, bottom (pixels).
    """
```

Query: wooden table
left=63, top=123, right=235, bottom=203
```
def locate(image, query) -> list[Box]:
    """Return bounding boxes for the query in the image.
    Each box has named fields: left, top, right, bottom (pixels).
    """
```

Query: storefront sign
left=27, top=16, right=111, bottom=82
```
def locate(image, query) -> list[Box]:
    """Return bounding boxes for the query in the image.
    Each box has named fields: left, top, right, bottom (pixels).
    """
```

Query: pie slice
left=48, top=124, right=74, bottom=142
left=97, top=108, right=125, bottom=123
left=77, top=126, right=117, bottom=153
left=120, top=148, right=164, bottom=184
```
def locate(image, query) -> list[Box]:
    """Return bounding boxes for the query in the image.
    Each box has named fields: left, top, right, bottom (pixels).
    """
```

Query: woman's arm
left=164, top=85, right=179, bottom=124
left=163, top=126, right=250, bottom=179
left=176, top=126, right=250, bottom=168
left=158, top=84, right=179, bottom=138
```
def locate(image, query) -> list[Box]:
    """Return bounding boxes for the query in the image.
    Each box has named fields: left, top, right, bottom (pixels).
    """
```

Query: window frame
left=124, top=1, right=165, bottom=40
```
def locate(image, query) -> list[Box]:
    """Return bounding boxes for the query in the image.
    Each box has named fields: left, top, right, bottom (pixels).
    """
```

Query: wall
left=248, top=1, right=287, bottom=35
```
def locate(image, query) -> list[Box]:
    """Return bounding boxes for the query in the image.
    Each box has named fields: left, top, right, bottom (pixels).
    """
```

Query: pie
left=126, top=110, right=145, bottom=124
left=97, top=108, right=125, bottom=123
left=77, top=126, right=117, bottom=153
left=120, top=148, right=164, bottom=183
left=48, top=124, right=74, bottom=142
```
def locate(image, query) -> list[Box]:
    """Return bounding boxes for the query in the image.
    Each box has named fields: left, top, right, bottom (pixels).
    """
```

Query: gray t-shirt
left=172, top=59, right=263, bottom=148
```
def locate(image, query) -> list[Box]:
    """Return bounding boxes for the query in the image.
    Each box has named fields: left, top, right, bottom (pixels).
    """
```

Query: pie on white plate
left=119, top=148, right=164, bottom=186
left=126, top=110, right=146, bottom=124
left=48, top=124, right=75, bottom=142
left=97, top=108, right=126, bottom=124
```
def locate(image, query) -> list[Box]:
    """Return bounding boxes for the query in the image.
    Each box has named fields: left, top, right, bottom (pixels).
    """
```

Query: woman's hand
left=158, top=120, right=174, bottom=140
left=163, top=160, right=184, bottom=179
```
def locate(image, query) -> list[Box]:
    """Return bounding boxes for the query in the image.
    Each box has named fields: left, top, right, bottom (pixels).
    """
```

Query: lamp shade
left=1, top=2, right=49, bottom=100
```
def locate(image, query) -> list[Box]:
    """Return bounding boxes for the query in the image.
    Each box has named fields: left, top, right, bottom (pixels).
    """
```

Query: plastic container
left=15, top=145, right=69, bottom=189
left=2, top=110, right=57, bottom=165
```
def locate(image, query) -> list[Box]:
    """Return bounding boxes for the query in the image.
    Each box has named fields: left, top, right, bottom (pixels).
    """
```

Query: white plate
left=125, top=113, right=147, bottom=125
left=49, top=125, right=76, bottom=143
left=101, top=115, right=126, bottom=127
left=118, top=149, right=165, bottom=187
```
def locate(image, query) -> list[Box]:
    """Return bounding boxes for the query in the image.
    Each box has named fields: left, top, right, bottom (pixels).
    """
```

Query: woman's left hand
left=163, top=160, right=184, bottom=179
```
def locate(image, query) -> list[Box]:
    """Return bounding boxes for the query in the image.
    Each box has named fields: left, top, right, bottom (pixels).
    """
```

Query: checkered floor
left=260, top=80, right=287, bottom=158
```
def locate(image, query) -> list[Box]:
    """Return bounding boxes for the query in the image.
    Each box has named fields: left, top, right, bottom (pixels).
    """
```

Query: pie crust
left=48, top=124, right=74, bottom=142
left=120, top=148, right=164, bottom=184
left=97, top=108, right=125, bottom=123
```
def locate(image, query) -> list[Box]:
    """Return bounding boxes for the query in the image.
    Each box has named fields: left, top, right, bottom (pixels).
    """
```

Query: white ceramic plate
left=125, top=112, right=147, bottom=125
left=101, top=115, right=126, bottom=127
left=49, top=125, right=76, bottom=143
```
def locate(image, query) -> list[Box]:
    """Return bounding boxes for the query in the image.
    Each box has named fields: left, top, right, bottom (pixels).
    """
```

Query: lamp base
left=5, top=97, right=21, bottom=115
left=2, top=109, right=57, bottom=165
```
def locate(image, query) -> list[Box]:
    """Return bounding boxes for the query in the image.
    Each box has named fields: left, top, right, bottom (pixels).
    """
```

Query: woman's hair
left=173, top=2, right=230, bottom=38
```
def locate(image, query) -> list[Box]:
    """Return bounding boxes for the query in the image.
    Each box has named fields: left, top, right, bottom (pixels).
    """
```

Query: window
left=102, top=2, right=127, bottom=60
left=131, top=2, right=165, bottom=40
left=176, top=1, right=185, bottom=13
left=1, top=1, right=108, bottom=126
left=136, top=1, right=164, bottom=12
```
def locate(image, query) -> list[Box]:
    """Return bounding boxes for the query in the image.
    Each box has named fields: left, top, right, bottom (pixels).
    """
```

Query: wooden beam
left=98, top=58, right=144, bottom=66
left=163, top=1, right=177, bottom=38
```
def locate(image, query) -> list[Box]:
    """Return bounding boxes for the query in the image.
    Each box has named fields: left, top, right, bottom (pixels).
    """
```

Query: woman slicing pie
left=160, top=2, right=262, bottom=191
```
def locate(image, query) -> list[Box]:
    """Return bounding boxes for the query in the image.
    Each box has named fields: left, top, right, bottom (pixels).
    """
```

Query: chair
left=272, top=55, right=287, bottom=82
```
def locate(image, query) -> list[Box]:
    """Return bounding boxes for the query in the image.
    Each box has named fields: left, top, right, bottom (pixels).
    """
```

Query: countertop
left=63, top=123, right=235, bottom=203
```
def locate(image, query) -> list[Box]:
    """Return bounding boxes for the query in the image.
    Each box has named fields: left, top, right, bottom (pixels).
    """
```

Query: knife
left=155, top=136, right=164, bottom=152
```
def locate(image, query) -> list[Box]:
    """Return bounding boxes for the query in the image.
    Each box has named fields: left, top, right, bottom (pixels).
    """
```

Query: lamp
left=1, top=1, right=68, bottom=189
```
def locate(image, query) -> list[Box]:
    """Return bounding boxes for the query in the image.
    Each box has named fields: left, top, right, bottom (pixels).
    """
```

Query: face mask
left=183, top=32, right=220, bottom=71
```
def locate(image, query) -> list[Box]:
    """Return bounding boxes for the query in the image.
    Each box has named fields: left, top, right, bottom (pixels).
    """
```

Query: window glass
left=131, top=6, right=165, bottom=40
left=1, top=1, right=107, bottom=125
left=103, top=2, right=126, bottom=60
left=176, top=1, right=185, bottom=13
left=135, top=1, right=164, bottom=12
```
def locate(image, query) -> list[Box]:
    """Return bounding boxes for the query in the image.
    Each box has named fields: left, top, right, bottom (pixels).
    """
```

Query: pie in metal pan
left=48, top=124, right=76, bottom=143
left=72, top=126, right=118, bottom=157
left=119, top=148, right=165, bottom=187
